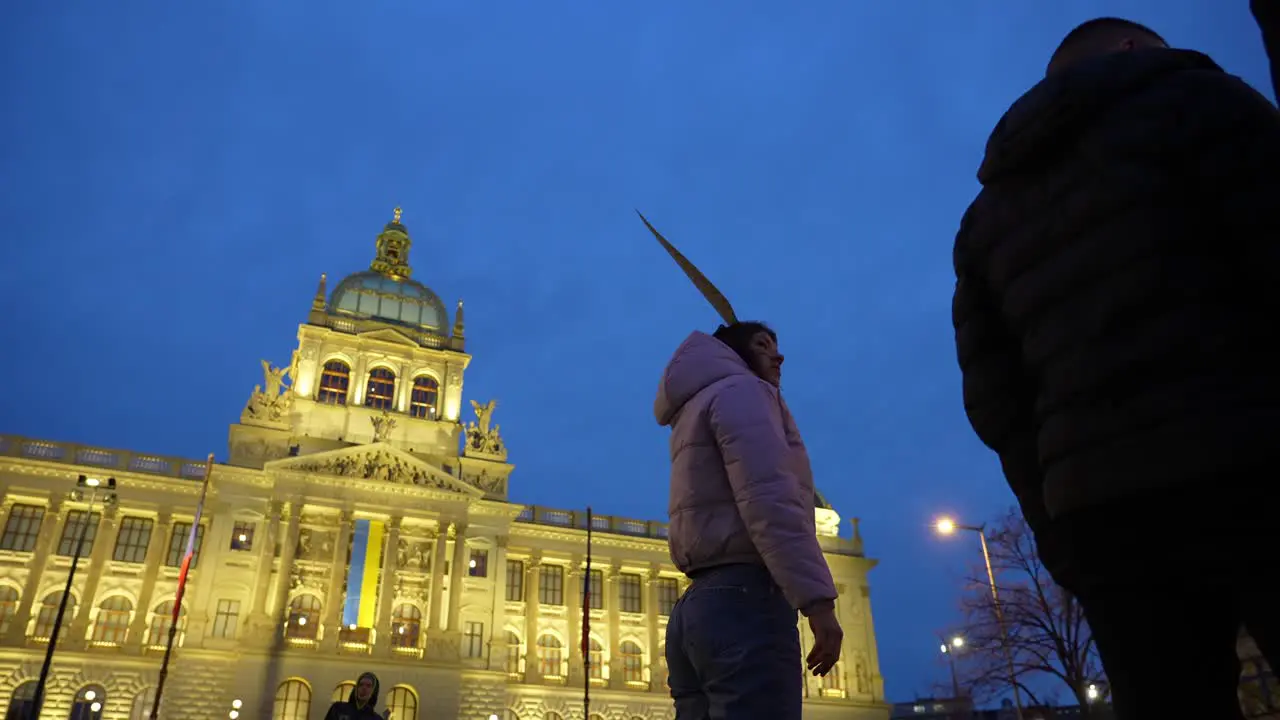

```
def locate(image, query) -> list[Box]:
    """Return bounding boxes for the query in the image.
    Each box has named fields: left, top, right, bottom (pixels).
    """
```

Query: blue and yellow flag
left=342, top=519, right=385, bottom=628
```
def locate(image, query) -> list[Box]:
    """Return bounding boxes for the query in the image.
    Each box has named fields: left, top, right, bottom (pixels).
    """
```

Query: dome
left=814, top=488, right=834, bottom=511
left=329, top=270, right=449, bottom=330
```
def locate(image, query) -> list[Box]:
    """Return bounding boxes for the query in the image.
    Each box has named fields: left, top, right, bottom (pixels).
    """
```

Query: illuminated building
left=0, top=210, right=889, bottom=719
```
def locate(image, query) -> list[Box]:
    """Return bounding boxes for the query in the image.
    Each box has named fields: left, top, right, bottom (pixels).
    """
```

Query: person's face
left=356, top=677, right=374, bottom=700
left=749, top=331, right=783, bottom=386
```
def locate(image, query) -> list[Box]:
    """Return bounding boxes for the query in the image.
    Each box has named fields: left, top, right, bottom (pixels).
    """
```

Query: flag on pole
left=582, top=506, right=593, bottom=718
left=172, top=453, right=214, bottom=622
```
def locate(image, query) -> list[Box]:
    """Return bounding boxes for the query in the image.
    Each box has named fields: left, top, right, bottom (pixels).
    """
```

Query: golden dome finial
left=393, top=207, right=403, bottom=224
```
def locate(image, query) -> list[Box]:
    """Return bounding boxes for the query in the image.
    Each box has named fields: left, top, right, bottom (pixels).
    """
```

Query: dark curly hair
left=712, top=321, right=776, bottom=373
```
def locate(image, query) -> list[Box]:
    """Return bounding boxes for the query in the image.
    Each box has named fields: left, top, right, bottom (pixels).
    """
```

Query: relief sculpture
left=291, top=450, right=467, bottom=493
left=464, top=399, right=507, bottom=460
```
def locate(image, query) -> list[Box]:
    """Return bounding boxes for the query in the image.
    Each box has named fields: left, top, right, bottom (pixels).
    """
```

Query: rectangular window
left=657, top=577, right=680, bottom=616
left=56, top=511, right=100, bottom=557
left=0, top=504, right=45, bottom=552
left=212, top=599, right=241, bottom=639
left=464, top=621, right=485, bottom=658
left=166, top=523, right=205, bottom=568
left=113, top=517, right=154, bottom=564
left=619, top=573, right=643, bottom=613
left=468, top=548, right=488, bottom=578
left=587, top=569, right=603, bottom=610
left=539, top=565, right=564, bottom=606
left=505, top=560, right=524, bottom=602
left=230, top=520, right=255, bottom=551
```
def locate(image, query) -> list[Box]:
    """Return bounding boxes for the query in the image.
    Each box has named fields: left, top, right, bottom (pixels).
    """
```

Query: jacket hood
left=977, top=48, right=1222, bottom=185
left=655, top=331, right=755, bottom=426
left=349, top=672, right=380, bottom=709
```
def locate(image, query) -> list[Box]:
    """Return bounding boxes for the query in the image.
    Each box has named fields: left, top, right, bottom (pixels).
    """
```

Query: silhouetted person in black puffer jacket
left=952, top=16, right=1280, bottom=720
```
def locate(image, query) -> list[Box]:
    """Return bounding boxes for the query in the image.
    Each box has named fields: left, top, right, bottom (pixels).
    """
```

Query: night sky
left=1, top=0, right=1269, bottom=701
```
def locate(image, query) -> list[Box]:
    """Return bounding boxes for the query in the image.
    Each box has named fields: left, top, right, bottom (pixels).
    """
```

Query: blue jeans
left=665, top=564, right=802, bottom=720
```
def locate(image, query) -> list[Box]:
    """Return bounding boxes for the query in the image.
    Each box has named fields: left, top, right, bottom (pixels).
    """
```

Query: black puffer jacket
left=1253, top=0, right=1280, bottom=102
left=952, top=48, right=1280, bottom=528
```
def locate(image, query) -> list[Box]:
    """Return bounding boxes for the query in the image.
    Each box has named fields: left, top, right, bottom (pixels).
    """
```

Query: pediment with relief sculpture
left=265, top=443, right=483, bottom=498
left=357, top=327, right=418, bottom=346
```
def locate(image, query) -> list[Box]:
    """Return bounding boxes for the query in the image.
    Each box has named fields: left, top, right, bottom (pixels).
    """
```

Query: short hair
left=1046, top=17, right=1168, bottom=76
left=713, top=321, right=776, bottom=371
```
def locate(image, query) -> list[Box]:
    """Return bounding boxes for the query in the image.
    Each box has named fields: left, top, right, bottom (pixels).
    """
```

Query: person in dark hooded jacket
left=324, top=672, right=386, bottom=720
left=952, top=15, right=1280, bottom=720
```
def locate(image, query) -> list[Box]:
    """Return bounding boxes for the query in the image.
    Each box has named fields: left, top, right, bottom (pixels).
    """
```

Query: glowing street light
left=935, top=517, right=957, bottom=536
left=1087, top=684, right=1100, bottom=702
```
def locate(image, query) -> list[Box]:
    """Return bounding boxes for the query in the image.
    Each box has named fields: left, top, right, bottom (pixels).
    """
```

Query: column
left=446, top=523, right=467, bottom=631
left=128, top=511, right=174, bottom=647
left=645, top=565, right=662, bottom=692
left=376, top=516, right=402, bottom=651
left=395, top=363, right=412, bottom=413
left=249, top=501, right=285, bottom=622
left=486, top=536, right=509, bottom=672
left=320, top=511, right=353, bottom=649
left=5, top=495, right=66, bottom=644
left=522, top=554, right=541, bottom=683
left=606, top=564, right=622, bottom=689
left=68, top=505, right=120, bottom=643
left=427, top=525, right=447, bottom=630
left=264, top=503, right=302, bottom=643
left=351, top=358, right=368, bottom=406
left=567, top=554, right=583, bottom=682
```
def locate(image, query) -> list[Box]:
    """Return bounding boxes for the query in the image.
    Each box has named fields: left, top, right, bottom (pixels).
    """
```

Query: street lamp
left=1086, top=683, right=1100, bottom=702
left=934, top=515, right=1025, bottom=720
left=31, top=475, right=118, bottom=719
left=939, top=635, right=965, bottom=699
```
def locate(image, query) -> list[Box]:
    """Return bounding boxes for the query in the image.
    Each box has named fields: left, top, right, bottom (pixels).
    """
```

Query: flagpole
left=582, top=506, right=593, bottom=719
left=150, top=453, right=214, bottom=720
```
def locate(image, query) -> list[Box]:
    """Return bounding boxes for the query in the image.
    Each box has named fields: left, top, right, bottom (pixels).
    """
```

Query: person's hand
left=806, top=605, right=843, bottom=676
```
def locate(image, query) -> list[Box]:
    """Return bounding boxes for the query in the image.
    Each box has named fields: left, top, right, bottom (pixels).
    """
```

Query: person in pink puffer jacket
left=656, top=320, right=842, bottom=720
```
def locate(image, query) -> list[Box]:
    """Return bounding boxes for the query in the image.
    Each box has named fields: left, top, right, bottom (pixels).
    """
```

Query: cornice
left=0, top=459, right=207, bottom=497
left=509, top=523, right=667, bottom=554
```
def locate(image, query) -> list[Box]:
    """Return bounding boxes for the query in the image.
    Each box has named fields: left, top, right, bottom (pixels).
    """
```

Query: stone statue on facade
left=242, top=359, right=294, bottom=425
left=464, top=399, right=507, bottom=459
left=370, top=411, right=397, bottom=443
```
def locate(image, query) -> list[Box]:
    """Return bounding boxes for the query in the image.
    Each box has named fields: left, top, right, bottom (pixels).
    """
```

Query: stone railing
left=317, top=315, right=450, bottom=350
left=514, top=506, right=669, bottom=541
left=0, top=435, right=210, bottom=482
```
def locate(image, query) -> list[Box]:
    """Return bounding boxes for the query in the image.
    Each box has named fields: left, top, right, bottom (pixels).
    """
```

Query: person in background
left=951, top=14, right=1280, bottom=720
left=324, top=672, right=387, bottom=720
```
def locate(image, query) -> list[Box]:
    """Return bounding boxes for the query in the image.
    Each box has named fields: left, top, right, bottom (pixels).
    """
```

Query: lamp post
left=940, top=635, right=965, bottom=699
left=935, top=516, right=1025, bottom=720
left=31, top=475, right=117, bottom=719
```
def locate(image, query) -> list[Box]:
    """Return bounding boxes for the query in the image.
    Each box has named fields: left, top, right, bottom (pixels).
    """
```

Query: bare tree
left=944, top=508, right=1106, bottom=714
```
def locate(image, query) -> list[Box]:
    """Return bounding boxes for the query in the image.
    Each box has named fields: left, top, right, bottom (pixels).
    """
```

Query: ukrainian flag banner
left=341, top=519, right=385, bottom=628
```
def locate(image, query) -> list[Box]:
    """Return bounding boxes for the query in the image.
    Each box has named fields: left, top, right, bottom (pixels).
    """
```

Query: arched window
left=620, top=640, right=644, bottom=683
left=34, top=591, right=74, bottom=639
left=272, top=679, right=311, bottom=720
left=385, top=686, right=418, bottom=720
left=285, top=594, right=321, bottom=640
left=391, top=604, right=420, bottom=648
left=408, top=376, right=439, bottom=419
left=91, top=596, right=133, bottom=645
left=364, top=367, right=396, bottom=410
left=318, top=360, right=350, bottom=405
left=536, top=634, right=564, bottom=678
left=587, top=638, right=604, bottom=679
left=331, top=682, right=354, bottom=704
left=505, top=631, right=524, bottom=675
left=69, top=685, right=106, bottom=720
left=6, top=681, right=35, bottom=720
left=147, top=599, right=187, bottom=648
left=0, top=586, right=18, bottom=636
left=128, top=688, right=156, bottom=720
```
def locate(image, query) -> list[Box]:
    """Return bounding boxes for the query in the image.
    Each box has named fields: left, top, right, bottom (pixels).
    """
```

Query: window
left=113, top=517, right=154, bottom=564
left=505, top=631, right=523, bottom=675
left=409, top=375, right=439, bottom=418
left=656, top=577, right=679, bottom=615
left=165, top=522, right=204, bottom=568
left=364, top=367, right=396, bottom=410
left=285, top=594, right=321, bottom=640
left=5, top=681, right=34, bottom=720
left=620, top=640, right=645, bottom=683
left=231, top=520, right=255, bottom=551
left=0, top=504, right=44, bottom=552
left=468, top=549, right=488, bottom=578
left=0, top=587, right=17, bottom=636
left=391, top=604, right=421, bottom=648
left=212, top=599, right=240, bottom=639
left=128, top=688, right=156, bottom=720
left=505, top=560, right=524, bottom=601
left=536, top=634, right=564, bottom=677
left=91, top=596, right=133, bottom=645
left=386, top=686, right=418, bottom=720
left=539, top=565, right=564, bottom=606
left=147, top=600, right=186, bottom=648
left=272, top=679, right=311, bottom=720
left=70, top=686, right=106, bottom=720
left=57, top=511, right=100, bottom=556
left=586, top=569, right=603, bottom=610
left=587, top=638, right=604, bottom=679
left=318, top=360, right=350, bottom=405
left=34, top=592, right=74, bottom=639
left=464, top=621, right=484, bottom=658
left=619, top=573, right=643, bottom=613
left=331, top=682, right=354, bottom=704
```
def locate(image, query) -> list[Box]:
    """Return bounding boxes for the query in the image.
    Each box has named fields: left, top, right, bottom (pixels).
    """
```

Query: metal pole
left=977, top=528, right=1025, bottom=720
left=31, top=487, right=97, bottom=719
left=946, top=648, right=961, bottom=699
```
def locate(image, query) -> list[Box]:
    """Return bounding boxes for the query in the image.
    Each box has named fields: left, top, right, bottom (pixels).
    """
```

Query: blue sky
left=1, top=0, right=1270, bottom=702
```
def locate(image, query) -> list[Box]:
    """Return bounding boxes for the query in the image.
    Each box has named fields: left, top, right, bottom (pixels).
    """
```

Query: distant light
left=90, top=702, right=102, bottom=712
left=398, top=626, right=406, bottom=634
left=469, top=559, right=477, bottom=568
left=232, top=699, right=242, bottom=709
left=297, top=617, right=307, bottom=626
left=349, top=623, right=357, bottom=630
left=230, top=711, right=239, bottom=719
left=951, top=636, right=965, bottom=649
left=489, top=715, right=499, bottom=720
left=84, top=477, right=101, bottom=488
left=935, top=517, right=956, bottom=536
left=238, top=533, right=248, bottom=542
left=84, top=690, right=97, bottom=701
left=939, top=643, right=948, bottom=654
left=1087, top=684, right=1100, bottom=701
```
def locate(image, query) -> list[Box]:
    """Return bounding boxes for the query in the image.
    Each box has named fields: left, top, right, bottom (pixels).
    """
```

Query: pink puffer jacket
left=655, top=331, right=837, bottom=615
